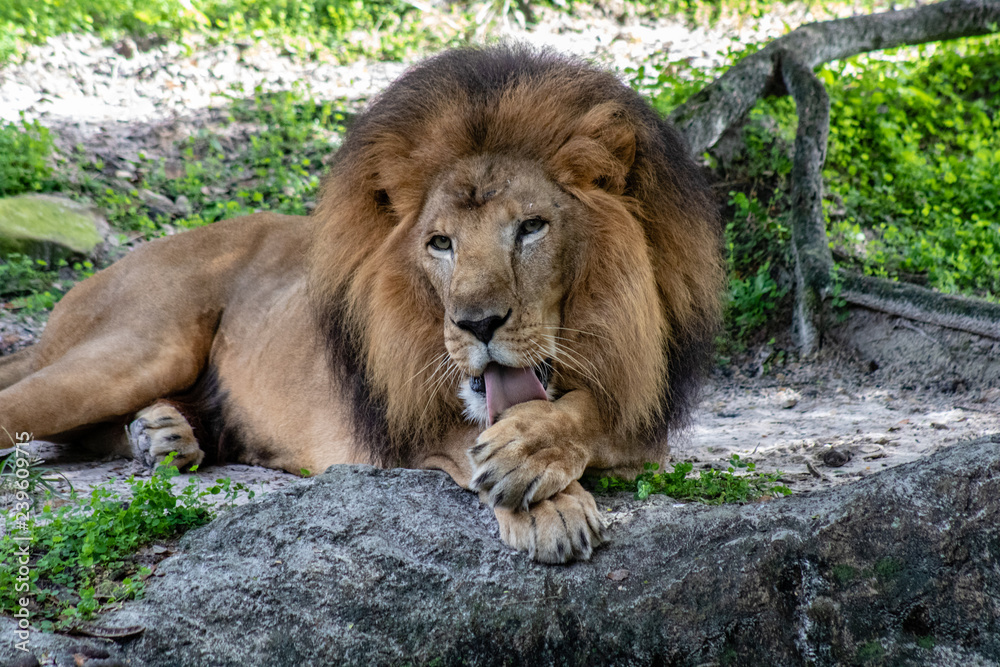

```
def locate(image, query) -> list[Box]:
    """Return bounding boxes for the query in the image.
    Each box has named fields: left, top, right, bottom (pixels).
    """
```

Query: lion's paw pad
left=127, top=403, right=204, bottom=470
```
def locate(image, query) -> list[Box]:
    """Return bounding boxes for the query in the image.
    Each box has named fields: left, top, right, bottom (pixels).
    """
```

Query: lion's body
left=0, top=214, right=370, bottom=472
left=0, top=46, right=723, bottom=562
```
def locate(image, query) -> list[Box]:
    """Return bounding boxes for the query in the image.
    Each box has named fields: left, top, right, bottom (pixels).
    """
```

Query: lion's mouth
left=469, top=360, right=552, bottom=425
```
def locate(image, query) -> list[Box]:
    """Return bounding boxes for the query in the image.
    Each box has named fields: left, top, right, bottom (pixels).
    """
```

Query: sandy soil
left=680, top=360, right=1000, bottom=494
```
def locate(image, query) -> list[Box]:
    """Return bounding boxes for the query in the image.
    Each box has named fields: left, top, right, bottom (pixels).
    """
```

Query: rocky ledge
left=3, top=434, right=999, bottom=666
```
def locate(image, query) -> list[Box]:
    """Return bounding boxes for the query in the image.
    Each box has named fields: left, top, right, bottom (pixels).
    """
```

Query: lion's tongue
left=484, top=363, right=548, bottom=425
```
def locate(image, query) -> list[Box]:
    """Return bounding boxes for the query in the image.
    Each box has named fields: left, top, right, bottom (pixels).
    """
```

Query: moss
left=0, top=194, right=103, bottom=262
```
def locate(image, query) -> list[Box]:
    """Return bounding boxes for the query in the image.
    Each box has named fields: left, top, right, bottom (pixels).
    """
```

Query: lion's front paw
left=493, top=481, right=608, bottom=563
left=468, top=401, right=588, bottom=511
left=127, top=403, right=204, bottom=470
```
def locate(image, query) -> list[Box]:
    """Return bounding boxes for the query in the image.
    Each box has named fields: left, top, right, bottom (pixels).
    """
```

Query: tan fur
left=0, top=47, right=723, bottom=563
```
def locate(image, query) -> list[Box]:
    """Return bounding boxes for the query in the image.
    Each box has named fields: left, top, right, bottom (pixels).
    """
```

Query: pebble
left=774, top=388, right=801, bottom=409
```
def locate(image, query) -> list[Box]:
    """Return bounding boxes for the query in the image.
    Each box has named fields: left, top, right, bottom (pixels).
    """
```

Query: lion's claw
left=128, top=403, right=204, bottom=470
left=493, top=481, right=608, bottom=563
left=468, top=402, right=588, bottom=511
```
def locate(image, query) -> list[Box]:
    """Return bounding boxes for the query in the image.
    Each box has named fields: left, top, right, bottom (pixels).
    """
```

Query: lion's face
left=415, top=155, right=585, bottom=424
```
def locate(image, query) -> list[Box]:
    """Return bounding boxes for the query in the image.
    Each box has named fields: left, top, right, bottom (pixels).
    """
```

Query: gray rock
left=137, top=189, right=185, bottom=219
left=3, top=435, right=999, bottom=666
left=0, top=194, right=109, bottom=263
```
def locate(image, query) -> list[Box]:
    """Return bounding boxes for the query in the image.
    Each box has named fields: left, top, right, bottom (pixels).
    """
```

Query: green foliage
left=0, top=254, right=57, bottom=297
left=831, top=564, right=858, bottom=586
left=0, top=0, right=453, bottom=65
left=0, top=115, right=57, bottom=196
left=822, top=37, right=1000, bottom=300
left=160, top=86, right=348, bottom=221
left=635, top=34, right=1000, bottom=347
left=597, top=455, right=791, bottom=504
left=717, top=100, right=797, bottom=347
left=856, top=640, right=885, bottom=665
left=0, top=451, right=72, bottom=509
left=0, top=455, right=253, bottom=629
left=873, top=556, right=904, bottom=581
left=727, top=261, right=787, bottom=342
left=0, top=255, right=94, bottom=314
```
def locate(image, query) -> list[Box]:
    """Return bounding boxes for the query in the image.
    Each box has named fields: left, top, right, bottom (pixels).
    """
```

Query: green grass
left=0, top=0, right=463, bottom=66
left=78, top=84, right=350, bottom=233
left=597, top=455, right=791, bottom=504
left=0, top=454, right=253, bottom=631
left=0, top=115, right=59, bottom=197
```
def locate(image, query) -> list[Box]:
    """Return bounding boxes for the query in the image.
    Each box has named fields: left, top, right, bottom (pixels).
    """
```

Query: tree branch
left=840, top=272, right=1000, bottom=340
left=665, top=0, right=1000, bottom=352
left=670, top=0, right=1000, bottom=155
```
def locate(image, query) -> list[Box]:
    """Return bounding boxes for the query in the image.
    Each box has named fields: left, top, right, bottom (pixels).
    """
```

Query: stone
left=775, top=388, right=801, bottom=409
left=0, top=194, right=108, bottom=264
left=137, top=189, right=185, bottom=218
left=2, top=434, right=999, bottom=666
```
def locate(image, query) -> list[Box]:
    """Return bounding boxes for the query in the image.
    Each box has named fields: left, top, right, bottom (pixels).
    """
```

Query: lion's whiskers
left=556, top=326, right=610, bottom=342
left=408, top=350, right=450, bottom=386
left=535, top=334, right=610, bottom=401
left=420, top=352, right=453, bottom=392
left=418, top=357, right=461, bottom=422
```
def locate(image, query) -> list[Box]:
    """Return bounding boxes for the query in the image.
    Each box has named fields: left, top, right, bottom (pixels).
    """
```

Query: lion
left=0, top=46, right=723, bottom=563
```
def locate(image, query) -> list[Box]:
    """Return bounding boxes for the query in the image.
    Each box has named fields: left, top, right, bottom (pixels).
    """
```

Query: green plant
left=831, top=563, right=858, bottom=586
left=0, top=254, right=57, bottom=297
left=0, top=450, right=72, bottom=508
left=0, top=0, right=460, bottom=66
left=727, top=260, right=788, bottom=343
left=821, top=37, right=1000, bottom=300
left=0, top=454, right=253, bottom=629
left=597, top=455, right=791, bottom=504
left=856, top=640, right=885, bottom=664
left=0, top=256, right=96, bottom=315
left=0, top=115, right=57, bottom=196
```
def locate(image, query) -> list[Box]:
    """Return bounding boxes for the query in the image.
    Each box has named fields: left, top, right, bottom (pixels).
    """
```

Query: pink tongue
left=484, top=363, right=548, bottom=425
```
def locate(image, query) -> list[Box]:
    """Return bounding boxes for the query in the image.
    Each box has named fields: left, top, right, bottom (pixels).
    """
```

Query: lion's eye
left=429, top=235, right=452, bottom=252
left=519, top=218, right=547, bottom=237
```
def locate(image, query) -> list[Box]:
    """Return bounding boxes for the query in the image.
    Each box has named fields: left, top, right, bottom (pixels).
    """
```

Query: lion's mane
left=309, top=45, right=724, bottom=466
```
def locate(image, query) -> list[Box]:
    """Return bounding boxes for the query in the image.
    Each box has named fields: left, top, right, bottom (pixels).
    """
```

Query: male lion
left=0, top=46, right=722, bottom=563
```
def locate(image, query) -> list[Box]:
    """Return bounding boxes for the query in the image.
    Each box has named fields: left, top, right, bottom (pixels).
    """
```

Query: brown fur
left=0, top=46, right=722, bottom=563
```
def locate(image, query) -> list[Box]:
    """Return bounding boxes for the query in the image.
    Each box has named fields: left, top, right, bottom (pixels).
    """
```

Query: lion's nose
left=455, top=309, right=511, bottom=344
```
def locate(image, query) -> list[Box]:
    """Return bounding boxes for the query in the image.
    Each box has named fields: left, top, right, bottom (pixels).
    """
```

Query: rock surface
left=4, top=434, right=999, bottom=666
left=0, top=194, right=108, bottom=263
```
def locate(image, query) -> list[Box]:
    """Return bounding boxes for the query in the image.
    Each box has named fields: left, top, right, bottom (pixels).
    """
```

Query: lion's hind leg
left=127, top=402, right=204, bottom=470
left=0, top=347, right=35, bottom=391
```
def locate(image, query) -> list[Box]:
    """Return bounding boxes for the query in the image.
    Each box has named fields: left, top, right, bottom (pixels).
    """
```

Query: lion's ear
left=550, top=102, right=636, bottom=195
